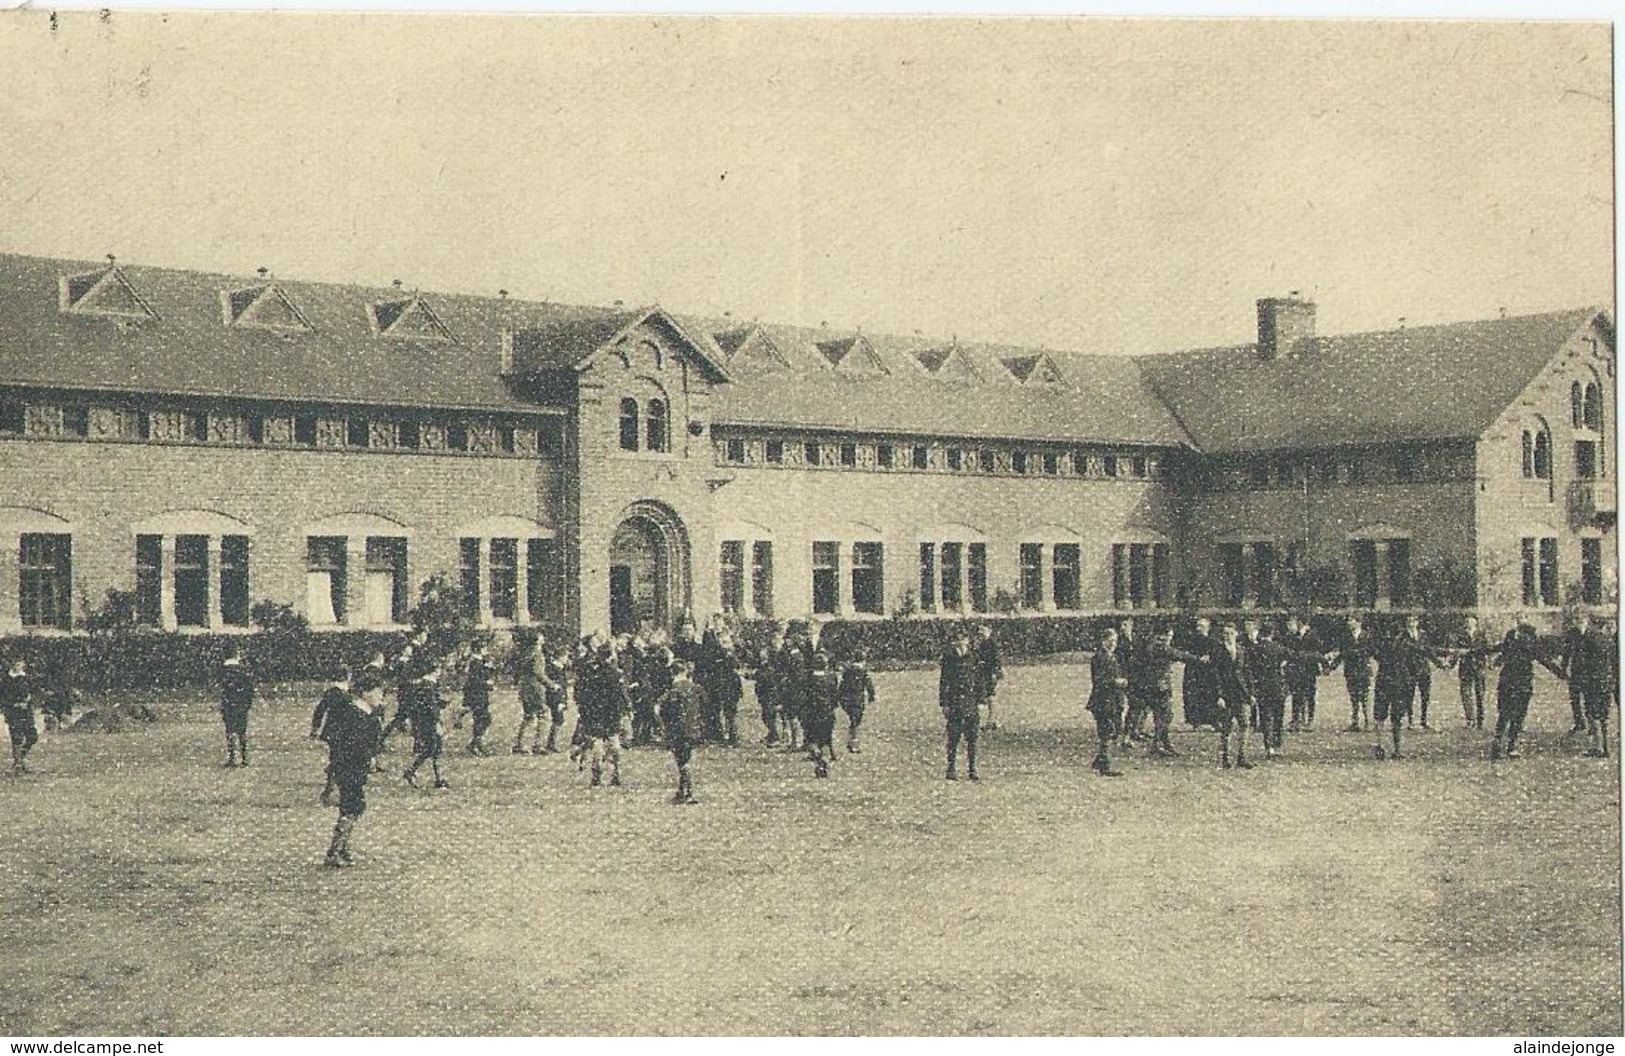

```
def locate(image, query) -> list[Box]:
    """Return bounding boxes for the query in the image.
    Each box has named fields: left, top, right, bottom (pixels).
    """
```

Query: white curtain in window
left=306, top=571, right=338, bottom=626
left=365, top=571, right=395, bottom=627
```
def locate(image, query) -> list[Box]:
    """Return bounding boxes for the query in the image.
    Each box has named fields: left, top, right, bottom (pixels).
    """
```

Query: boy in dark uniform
left=774, top=630, right=808, bottom=752
left=540, top=642, right=570, bottom=755
left=659, top=659, right=705, bottom=803
left=939, top=628, right=981, bottom=780
left=1087, top=628, right=1128, bottom=777
left=512, top=633, right=548, bottom=755
left=324, top=667, right=387, bottom=869
left=753, top=629, right=784, bottom=745
left=381, top=629, right=429, bottom=749
left=462, top=637, right=497, bottom=756
left=1180, top=617, right=1218, bottom=729
left=1451, top=615, right=1492, bottom=730
left=1329, top=617, right=1376, bottom=732
left=1, top=658, right=39, bottom=776
left=401, top=664, right=451, bottom=790
left=802, top=647, right=840, bottom=777
left=1285, top=615, right=1323, bottom=732
left=1571, top=615, right=1618, bottom=757
left=577, top=635, right=631, bottom=787
left=1486, top=619, right=1566, bottom=760
left=1242, top=623, right=1294, bottom=760
left=703, top=628, right=744, bottom=747
left=218, top=644, right=255, bottom=767
left=1209, top=623, right=1255, bottom=770
left=1371, top=616, right=1446, bottom=760
left=310, top=668, right=352, bottom=805
left=1560, top=618, right=1589, bottom=734
left=1135, top=625, right=1202, bottom=757
left=839, top=648, right=877, bottom=753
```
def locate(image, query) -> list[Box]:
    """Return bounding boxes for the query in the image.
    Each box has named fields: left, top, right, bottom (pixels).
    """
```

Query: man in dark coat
left=462, top=637, right=497, bottom=756
left=1243, top=622, right=1299, bottom=760
left=659, top=659, right=705, bottom=803
left=323, top=667, right=386, bottom=869
left=939, top=628, right=981, bottom=780
left=1117, top=618, right=1150, bottom=742
left=401, top=664, right=451, bottom=791
left=1208, top=623, right=1254, bottom=770
left=1451, top=615, right=1492, bottom=730
left=975, top=624, right=1004, bottom=732
left=701, top=628, right=744, bottom=747
left=218, top=644, right=255, bottom=768
left=1133, top=625, right=1202, bottom=758
left=1087, top=628, right=1128, bottom=777
left=1180, top=617, right=1219, bottom=728
left=1569, top=614, right=1618, bottom=757
left=1560, top=618, right=1590, bottom=734
left=310, top=668, right=353, bottom=806
left=1285, top=615, right=1324, bottom=732
left=577, top=636, right=632, bottom=787
left=1328, top=616, right=1376, bottom=732
left=1371, top=616, right=1447, bottom=760
left=1485, top=619, right=1566, bottom=760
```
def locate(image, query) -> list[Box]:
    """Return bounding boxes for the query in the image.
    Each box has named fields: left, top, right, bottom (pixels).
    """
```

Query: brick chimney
left=1257, top=292, right=1316, bottom=360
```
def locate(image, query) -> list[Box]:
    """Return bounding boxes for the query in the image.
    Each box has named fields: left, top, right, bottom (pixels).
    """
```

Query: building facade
left=0, top=253, right=1612, bottom=638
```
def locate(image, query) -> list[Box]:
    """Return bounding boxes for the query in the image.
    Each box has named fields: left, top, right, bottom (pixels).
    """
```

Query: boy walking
left=219, top=645, right=255, bottom=767
left=839, top=648, right=877, bottom=753
left=1, top=658, right=38, bottom=776
left=324, top=668, right=386, bottom=869
left=463, top=637, right=497, bottom=756
left=310, top=668, right=352, bottom=805
left=659, top=660, right=705, bottom=803
left=1087, top=628, right=1128, bottom=777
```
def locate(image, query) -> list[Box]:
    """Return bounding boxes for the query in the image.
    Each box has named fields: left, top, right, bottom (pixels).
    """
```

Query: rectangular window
left=840, top=442, right=856, bottom=467
left=968, top=543, right=988, bottom=613
left=173, top=534, right=209, bottom=628
left=1131, top=455, right=1149, bottom=478
left=364, top=536, right=408, bottom=626
left=619, top=401, right=641, bottom=452
left=306, top=536, right=347, bottom=625
left=1521, top=537, right=1538, bottom=607
left=979, top=448, right=995, bottom=472
left=804, top=442, right=821, bottom=467
left=1112, top=543, right=1132, bottom=608
left=1249, top=460, right=1269, bottom=486
left=912, top=445, right=929, bottom=470
left=919, top=543, right=936, bottom=610
left=19, top=533, right=71, bottom=630
left=947, top=448, right=963, bottom=471
left=526, top=538, right=556, bottom=622
left=245, top=414, right=265, bottom=445
left=751, top=542, right=774, bottom=617
left=398, top=419, right=421, bottom=450
left=220, top=535, right=250, bottom=627
left=1072, top=450, right=1090, bottom=476
left=498, top=426, right=516, bottom=455
left=1214, top=543, right=1242, bottom=608
left=458, top=537, right=481, bottom=617
left=184, top=412, right=208, bottom=442
left=725, top=438, right=745, bottom=464
left=720, top=540, right=745, bottom=614
left=135, top=534, right=162, bottom=626
left=1350, top=540, right=1378, bottom=608
left=294, top=414, right=318, bottom=447
left=1582, top=537, right=1603, bottom=604
left=765, top=439, right=784, bottom=464
left=63, top=406, right=89, bottom=438
left=447, top=424, right=469, bottom=452
left=1576, top=441, right=1598, bottom=480
left=1538, top=537, right=1559, bottom=607
left=0, top=399, right=25, bottom=435
left=876, top=443, right=893, bottom=469
left=1392, top=448, right=1417, bottom=482
left=811, top=541, right=840, bottom=615
left=1053, top=543, right=1081, bottom=610
left=852, top=542, right=884, bottom=615
left=1104, top=454, right=1120, bottom=478
left=489, top=538, right=519, bottom=620
left=940, top=542, right=964, bottom=610
left=1387, top=538, right=1411, bottom=607
left=345, top=417, right=369, bottom=448
left=1252, top=542, right=1278, bottom=608
left=1151, top=543, right=1170, bottom=607
left=1012, top=451, right=1029, bottom=474
left=1043, top=452, right=1059, bottom=476
left=1020, top=543, right=1043, bottom=609
left=1128, top=543, right=1149, bottom=608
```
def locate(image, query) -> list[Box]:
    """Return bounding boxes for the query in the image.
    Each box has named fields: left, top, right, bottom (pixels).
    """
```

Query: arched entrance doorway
left=608, top=502, right=690, bottom=636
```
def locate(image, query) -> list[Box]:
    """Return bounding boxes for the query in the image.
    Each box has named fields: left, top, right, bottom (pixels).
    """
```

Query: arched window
left=618, top=398, right=639, bottom=451
left=1533, top=428, right=1553, bottom=480
left=1572, top=382, right=1585, bottom=428
left=645, top=398, right=668, bottom=453
left=1521, top=430, right=1534, bottom=477
left=1584, top=382, right=1603, bottom=433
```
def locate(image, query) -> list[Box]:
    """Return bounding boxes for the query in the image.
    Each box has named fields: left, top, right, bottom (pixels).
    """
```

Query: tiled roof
left=1138, top=308, right=1611, bottom=453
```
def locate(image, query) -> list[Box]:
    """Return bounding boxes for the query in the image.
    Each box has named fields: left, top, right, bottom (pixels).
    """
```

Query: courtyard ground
left=0, top=663, right=1618, bottom=1037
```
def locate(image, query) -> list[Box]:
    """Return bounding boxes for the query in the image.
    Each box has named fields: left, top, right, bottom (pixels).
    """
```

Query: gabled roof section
left=913, top=344, right=982, bottom=382
left=59, top=264, right=157, bottom=321
left=371, top=294, right=455, bottom=343
left=504, top=306, right=731, bottom=383
left=1140, top=307, right=1611, bottom=452
left=714, top=324, right=792, bottom=374
left=221, top=283, right=313, bottom=333
left=816, top=333, right=887, bottom=375
left=1001, top=352, right=1062, bottom=385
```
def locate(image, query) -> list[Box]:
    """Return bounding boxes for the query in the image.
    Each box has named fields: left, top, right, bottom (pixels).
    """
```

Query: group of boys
left=749, top=621, right=880, bottom=776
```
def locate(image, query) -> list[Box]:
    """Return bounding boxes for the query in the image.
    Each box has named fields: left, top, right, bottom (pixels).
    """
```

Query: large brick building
left=0, top=252, right=1612, bottom=638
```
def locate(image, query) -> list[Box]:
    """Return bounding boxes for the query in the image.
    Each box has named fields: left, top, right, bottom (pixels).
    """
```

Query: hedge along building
left=0, top=251, right=1612, bottom=638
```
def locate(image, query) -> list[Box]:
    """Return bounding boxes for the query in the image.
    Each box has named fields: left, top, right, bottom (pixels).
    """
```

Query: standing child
left=1087, top=628, right=1128, bottom=777
left=1, top=658, right=38, bottom=776
left=802, top=646, right=840, bottom=777
left=540, top=642, right=570, bottom=755
left=324, top=668, right=387, bottom=869
left=310, top=668, right=352, bottom=805
left=402, top=665, right=451, bottom=790
left=462, top=637, right=496, bottom=756
left=659, top=659, right=705, bottom=804
left=219, top=645, right=255, bottom=767
left=839, top=648, right=876, bottom=753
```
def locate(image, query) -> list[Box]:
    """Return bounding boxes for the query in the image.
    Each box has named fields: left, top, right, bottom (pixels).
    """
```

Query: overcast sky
left=0, top=13, right=1612, bottom=354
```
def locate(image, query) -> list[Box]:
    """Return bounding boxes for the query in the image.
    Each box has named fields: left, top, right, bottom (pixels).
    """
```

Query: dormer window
left=815, top=335, right=887, bottom=376
left=1001, top=353, right=1062, bottom=385
left=59, top=264, right=157, bottom=321
left=370, top=295, right=454, bottom=343
left=221, top=284, right=313, bottom=333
